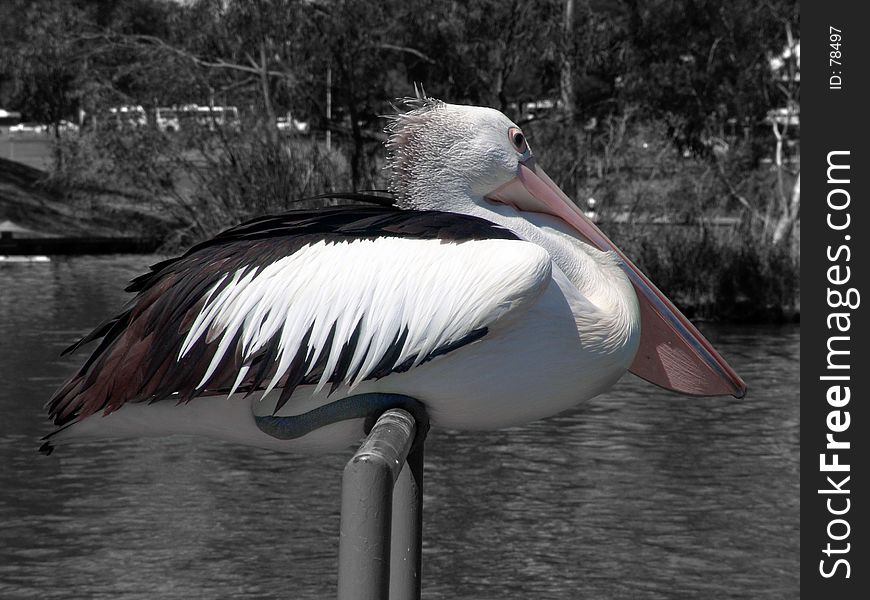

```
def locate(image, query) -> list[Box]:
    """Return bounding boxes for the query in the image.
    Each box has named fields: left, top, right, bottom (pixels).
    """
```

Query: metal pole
left=337, top=409, right=417, bottom=600
left=326, top=65, right=332, bottom=152
left=390, top=443, right=424, bottom=600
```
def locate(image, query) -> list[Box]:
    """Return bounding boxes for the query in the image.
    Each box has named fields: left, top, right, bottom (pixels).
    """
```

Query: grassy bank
left=0, top=134, right=54, bottom=171
left=0, top=154, right=179, bottom=239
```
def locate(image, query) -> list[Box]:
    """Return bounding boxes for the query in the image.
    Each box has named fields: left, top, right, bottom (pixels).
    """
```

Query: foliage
left=52, top=119, right=348, bottom=248
left=614, top=219, right=799, bottom=322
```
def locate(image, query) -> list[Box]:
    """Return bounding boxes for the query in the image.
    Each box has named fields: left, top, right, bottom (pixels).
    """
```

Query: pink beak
left=488, top=159, right=746, bottom=398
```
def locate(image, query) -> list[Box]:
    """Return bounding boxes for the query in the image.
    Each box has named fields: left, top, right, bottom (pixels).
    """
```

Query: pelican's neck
left=464, top=203, right=639, bottom=326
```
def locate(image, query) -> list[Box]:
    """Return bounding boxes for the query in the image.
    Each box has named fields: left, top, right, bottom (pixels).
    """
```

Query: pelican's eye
left=508, top=127, right=529, bottom=156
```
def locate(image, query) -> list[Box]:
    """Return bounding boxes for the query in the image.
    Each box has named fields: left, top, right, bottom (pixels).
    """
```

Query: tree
left=765, top=21, right=800, bottom=250
left=621, top=0, right=798, bottom=158
left=2, top=2, right=88, bottom=154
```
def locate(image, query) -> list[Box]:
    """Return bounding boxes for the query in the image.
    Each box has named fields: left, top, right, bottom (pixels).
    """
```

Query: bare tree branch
left=712, top=158, right=769, bottom=225
left=77, top=33, right=294, bottom=81
left=363, top=43, right=435, bottom=64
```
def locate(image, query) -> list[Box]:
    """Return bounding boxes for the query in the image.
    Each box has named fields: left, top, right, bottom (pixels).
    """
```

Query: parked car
left=277, top=115, right=310, bottom=135
left=107, top=105, right=148, bottom=129
left=155, top=108, right=180, bottom=133
left=57, top=119, right=80, bottom=133
left=9, top=122, right=48, bottom=134
left=155, top=105, right=240, bottom=133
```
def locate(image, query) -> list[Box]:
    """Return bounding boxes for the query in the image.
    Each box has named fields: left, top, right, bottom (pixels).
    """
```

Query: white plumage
left=181, top=237, right=552, bottom=397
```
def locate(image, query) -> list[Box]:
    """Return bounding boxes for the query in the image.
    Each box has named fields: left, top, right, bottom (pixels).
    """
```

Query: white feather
left=178, top=237, right=552, bottom=402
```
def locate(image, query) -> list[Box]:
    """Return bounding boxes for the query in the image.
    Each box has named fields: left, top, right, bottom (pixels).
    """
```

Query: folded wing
left=46, top=207, right=552, bottom=430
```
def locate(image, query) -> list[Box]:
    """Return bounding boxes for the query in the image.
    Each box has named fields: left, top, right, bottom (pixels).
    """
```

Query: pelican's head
left=386, top=98, right=530, bottom=211
left=385, top=97, right=746, bottom=400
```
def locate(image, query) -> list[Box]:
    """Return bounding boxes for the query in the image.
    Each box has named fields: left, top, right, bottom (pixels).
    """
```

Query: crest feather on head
left=384, top=87, right=447, bottom=206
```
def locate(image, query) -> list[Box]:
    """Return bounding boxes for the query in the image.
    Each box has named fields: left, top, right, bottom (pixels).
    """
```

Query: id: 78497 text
left=830, top=26, right=843, bottom=90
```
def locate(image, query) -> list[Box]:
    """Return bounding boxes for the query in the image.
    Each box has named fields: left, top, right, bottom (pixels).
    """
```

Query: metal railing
left=337, top=408, right=424, bottom=600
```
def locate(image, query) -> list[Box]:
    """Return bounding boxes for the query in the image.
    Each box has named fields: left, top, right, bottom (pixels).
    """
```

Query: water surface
left=0, top=256, right=799, bottom=599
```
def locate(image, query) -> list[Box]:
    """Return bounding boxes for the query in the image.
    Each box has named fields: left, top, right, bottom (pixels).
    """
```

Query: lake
left=0, top=255, right=799, bottom=599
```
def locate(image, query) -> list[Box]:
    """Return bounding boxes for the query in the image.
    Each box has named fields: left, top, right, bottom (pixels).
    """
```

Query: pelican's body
left=44, top=99, right=744, bottom=454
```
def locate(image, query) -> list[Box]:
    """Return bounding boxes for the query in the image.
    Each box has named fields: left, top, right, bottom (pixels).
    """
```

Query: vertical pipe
left=326, top=65, right=332, bottom=152
left=389, top=444, right=424, bottom=600
left=338, top=456, right=392, bottom=600
left=337, top=410, right=416, bottom=600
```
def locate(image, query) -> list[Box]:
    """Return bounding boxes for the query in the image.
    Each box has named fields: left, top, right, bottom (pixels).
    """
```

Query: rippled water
left=0, top=256, right=799, bottom=599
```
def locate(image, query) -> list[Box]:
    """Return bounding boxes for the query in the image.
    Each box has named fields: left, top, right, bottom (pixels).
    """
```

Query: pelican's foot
left=255, top=392, right=430, bottom=450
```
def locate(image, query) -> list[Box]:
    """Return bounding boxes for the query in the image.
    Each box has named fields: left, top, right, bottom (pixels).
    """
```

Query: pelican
left=42, top=97, right=745, bottom=454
